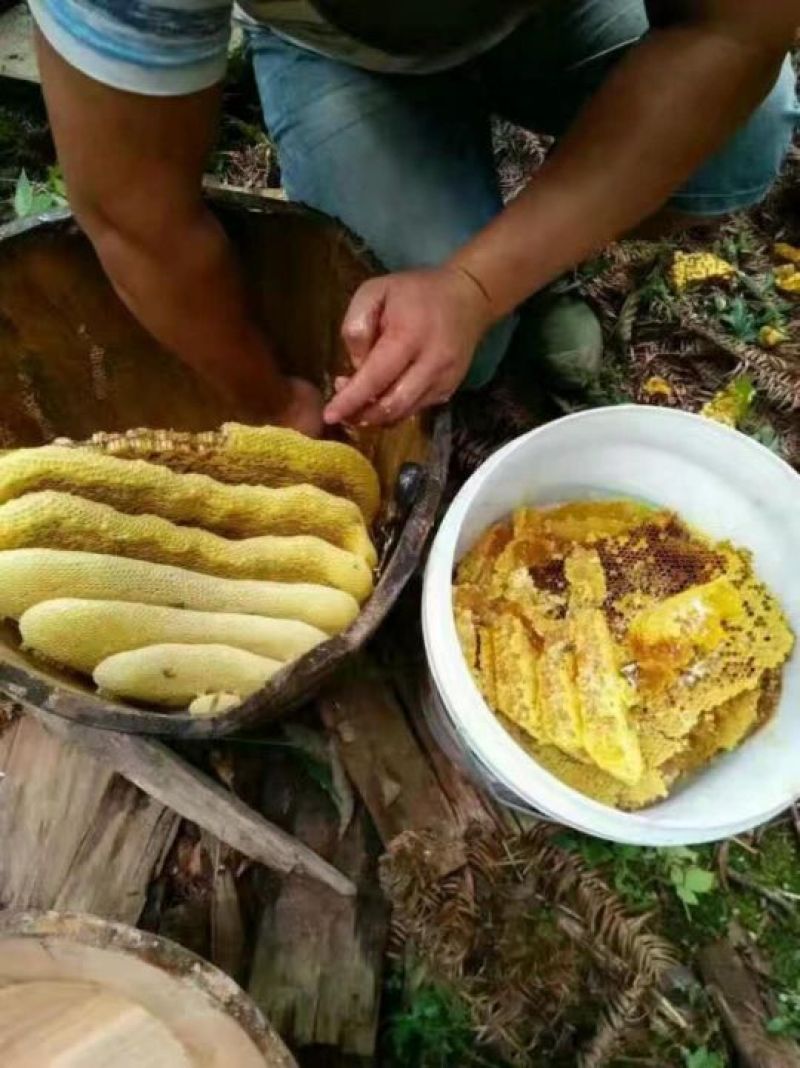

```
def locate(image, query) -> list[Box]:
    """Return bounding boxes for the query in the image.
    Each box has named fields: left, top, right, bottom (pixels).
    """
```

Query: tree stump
left=0, top=711, right=179, bottom=922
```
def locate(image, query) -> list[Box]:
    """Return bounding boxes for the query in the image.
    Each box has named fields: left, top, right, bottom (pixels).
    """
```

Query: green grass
left=383, top=971, right=510, bottom=1068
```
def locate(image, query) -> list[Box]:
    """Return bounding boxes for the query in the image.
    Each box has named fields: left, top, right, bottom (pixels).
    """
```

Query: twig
left=732, top=836, right=760, bottom=856
left=726, top=870, right=797, bottom=916
left=717, top=840, right=731, bottom=892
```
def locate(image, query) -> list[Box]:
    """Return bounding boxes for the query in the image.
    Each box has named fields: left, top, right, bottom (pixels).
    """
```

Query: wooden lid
left=0, top=981, right=193, bottom=1067
left=0, top=912, right=296, bottom=1068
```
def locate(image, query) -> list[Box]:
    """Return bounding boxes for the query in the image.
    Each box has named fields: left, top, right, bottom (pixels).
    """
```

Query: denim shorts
left=250, top=0, right=800, bottom=387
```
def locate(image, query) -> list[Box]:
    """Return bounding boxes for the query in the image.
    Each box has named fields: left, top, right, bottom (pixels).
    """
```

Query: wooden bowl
left=0, top=910, right=296, bottom=1067
left=0, top=190, right=450, bottom=737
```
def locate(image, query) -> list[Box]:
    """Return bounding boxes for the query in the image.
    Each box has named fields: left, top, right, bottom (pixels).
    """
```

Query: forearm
left=87, top=204, right=290, bottom=419
left=451, top=21, right=789, bottom=319
left=34, top=29, right=312, bottom=428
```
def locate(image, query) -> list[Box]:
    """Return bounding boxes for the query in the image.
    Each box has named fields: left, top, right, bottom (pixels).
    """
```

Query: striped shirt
left=29, top=0, right=534, bottom=95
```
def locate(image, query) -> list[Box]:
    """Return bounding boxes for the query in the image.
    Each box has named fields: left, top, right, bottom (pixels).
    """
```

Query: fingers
left=357, top=355, right=459, bottom=426
left=324, top=334, right=416, bottom=425
left=341, top=279, right=386, bottom=370
left=356, top=359, right=435, bottom=426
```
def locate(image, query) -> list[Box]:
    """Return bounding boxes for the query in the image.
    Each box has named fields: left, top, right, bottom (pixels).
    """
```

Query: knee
left=668, top=57, right=800, bottom=218
left=462, top=316, right=519, bottom=391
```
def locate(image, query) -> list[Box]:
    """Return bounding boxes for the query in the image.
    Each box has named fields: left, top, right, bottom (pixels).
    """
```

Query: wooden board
left=25, top=704, right=355, bottom=897
left=320, top=657, right=502, bottom=859
left=0, top=193, right=451, bottom=738
left=248, top=744, right=389, bottom=1059
left=699, top=942, right=800, bottom=1068
left=0, top=4, right=36, bottom=84
left=0, top=713, right=179, bottom=922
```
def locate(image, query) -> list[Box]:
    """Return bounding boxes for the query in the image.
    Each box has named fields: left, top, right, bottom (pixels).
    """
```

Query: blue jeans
left=250, top=0, right=800, bottom=387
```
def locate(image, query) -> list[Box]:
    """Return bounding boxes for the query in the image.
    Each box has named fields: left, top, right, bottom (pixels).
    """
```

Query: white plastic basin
left=422, top=406, right=800, bottom=845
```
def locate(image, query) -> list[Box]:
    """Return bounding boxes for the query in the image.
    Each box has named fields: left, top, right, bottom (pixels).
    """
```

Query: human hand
left=272, top=376, right=325, bottom=438
left=240, top=374, right=324, bottom=437
left=324, top=265, right=493, bottom=427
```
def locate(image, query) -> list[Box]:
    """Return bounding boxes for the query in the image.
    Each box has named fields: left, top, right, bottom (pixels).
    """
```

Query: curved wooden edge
left=0, top=191, right=450, bottom=738
left=206, top=185, right=386, bottom=274
left=0, top=910, right=296, bottom=1067
left=0, top=408, right=451, bottom=738
left=0, top=195, right=382, bottom=273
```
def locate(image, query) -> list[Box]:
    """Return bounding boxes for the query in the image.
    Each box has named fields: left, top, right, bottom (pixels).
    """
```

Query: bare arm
left=450, top=0, right=800, bottom=318
left=325, top=0, right=799, bottom=426
left=37, top=34, right=321, bottom=432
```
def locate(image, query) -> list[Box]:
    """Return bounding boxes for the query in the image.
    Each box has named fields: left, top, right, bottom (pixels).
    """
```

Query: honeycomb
left=453, top=502, right=794, bottom=810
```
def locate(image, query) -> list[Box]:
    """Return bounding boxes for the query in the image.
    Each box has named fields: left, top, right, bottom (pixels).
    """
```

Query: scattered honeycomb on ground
left=453, top=501, right=794, bottom=810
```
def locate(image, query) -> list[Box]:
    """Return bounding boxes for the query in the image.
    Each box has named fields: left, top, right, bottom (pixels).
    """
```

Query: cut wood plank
left=374, top=600, right=505, bottom=835
left=320, top=659, right=501, bottom=863
left=210, top=853, right=246, bottom=983
left=249, top=745, right=388, bottom=1059
left=25, top=705, right=355, bottom=898
left=320, top=662, right=456, bottom=846
left=698, top=941, right=800, bottom=1068
left=406, top=671, right=504, bottom=834
left=0, top=714, right=178, bottom=922
left=0, top=4, right=37, bottom=84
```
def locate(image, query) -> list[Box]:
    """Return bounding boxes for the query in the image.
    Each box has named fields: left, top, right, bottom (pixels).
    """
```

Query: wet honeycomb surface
left=453, top=501, right=794, bottom=810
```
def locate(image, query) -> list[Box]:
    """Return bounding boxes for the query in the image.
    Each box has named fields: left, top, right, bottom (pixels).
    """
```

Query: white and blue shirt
left=30, top=0, right=534, bottom=95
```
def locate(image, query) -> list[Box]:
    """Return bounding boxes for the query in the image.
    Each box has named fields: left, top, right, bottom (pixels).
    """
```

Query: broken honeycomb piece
left=474, top=622, right=499, bottom=709
left=536, top=633, right=586, bottom=760
left=596, top=522, right=727, bottom=609
left=628, top=576, right=745, bottom=691
left=453, top=588, right=480, bottom=682
left=669, top=251, right=736, bottom=292
left=564, top=546, right=607, bottom=609
left=670, top=687, right=761, bottom=776
left=456, top=522, right=512, bottom=586
left=700, top=378, right=756, bottom=429
left=528, top=500, right=656, bottom=546
left=565, top=548, right=643, bottom=786
left=774, top=241, right=800, bottom=264
left=570, top=606, right=643, bottom=787
left=529, top=738, right=672, bottom=810
left=642, top=376, right=675, bottom=401
left=644, top=571, right=793, bottom=740
left=492, top=611, right=541, bottom=741
left=637, top=718, right=686, bottom=770
left=503, top=568, right=564, bottom=638
left=759, top=325, right=788, bottom=348
left=774, top=264, right=800, bottom=295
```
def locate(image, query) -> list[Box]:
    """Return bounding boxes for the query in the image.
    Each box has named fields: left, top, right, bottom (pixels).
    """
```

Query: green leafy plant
left=718, top=295, right=759, bottom=342
left=386, top=978, right=505, bottom=1068
left=11, top=167, right=67, bottom=219
left=683, top=1045, right=726, bottom=1068
left=638, top=264, right=675, bottom=316
left=767, top=989, right=800, bottom=1039
left=718, top=226, right=756, bottom=265
left=555, top=834, right=718, bottom=916
left=662, top=847, right=717, bottom=914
